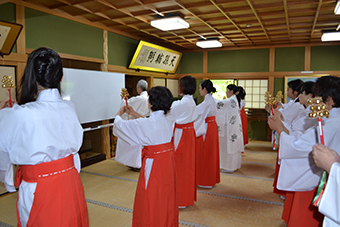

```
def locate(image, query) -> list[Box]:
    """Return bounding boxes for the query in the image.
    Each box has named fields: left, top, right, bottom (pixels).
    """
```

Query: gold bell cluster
left=308, top=97, right=330, bottom=118
left=120, top=88, right=129, bottom=99
left=275, top=91, right=283, bottom=104
left=264, top=91, right=275, bottom=105
left=2, top=75, right=15, bottom=88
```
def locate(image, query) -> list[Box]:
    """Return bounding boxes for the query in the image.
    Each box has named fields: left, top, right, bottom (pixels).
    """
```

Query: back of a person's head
left=238, top=86, right=246, bottom=100
left=137, top=79, right=148, bottom=91
left=180, top=75, right=196, bottom=95
left=201, top=80, right=216, bottom=93
left=300, top=81, right=315, bottom=97
left=288, top=79, right=303, bottom=93
left=148, top=86, right=174, bottom=114
left=313, top=75, right=340, bottom=108
left=20, top=47, right=63, bottom=105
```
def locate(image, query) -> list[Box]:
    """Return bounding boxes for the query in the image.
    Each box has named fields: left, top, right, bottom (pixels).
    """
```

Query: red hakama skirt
left=282, top=188, right=324, bottom=226
left=15, top=155, right=89, bottom=227
left=196, top=116, right=220, bottom=187
left=240, top=107, right=248, bottom=145
left=133, top=142, right=178, bottom=227
left=173, top=122, right=196, bottom=206
left=273, top=148, right=286, bottom=196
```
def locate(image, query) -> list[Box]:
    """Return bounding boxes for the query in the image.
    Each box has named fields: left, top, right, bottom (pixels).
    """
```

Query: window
left=238, top=79, right=268, bottom=108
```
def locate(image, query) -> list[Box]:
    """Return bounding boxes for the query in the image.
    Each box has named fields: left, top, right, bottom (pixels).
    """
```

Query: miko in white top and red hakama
left=0, top=89, right=88, bottom=227
left=195, top=80, right=220, bottom=188
left=113, top=86, right=178, bottom=227
left=167, top=76, right=198, bottom=207
left=269, top=76, right=340, bottom=226
left=0, top=48, right=88, bottom=227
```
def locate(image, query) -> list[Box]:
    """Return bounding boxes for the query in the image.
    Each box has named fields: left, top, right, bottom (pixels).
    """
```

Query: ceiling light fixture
left=150, top=16, right=189, bottom=31
left=321, top=32, right=340, bottom=41
left=196, top=39, right=222, bottom=48
left=335, top=1, right=340, bottom=14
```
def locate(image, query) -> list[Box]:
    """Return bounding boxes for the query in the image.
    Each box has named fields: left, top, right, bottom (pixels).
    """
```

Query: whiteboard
left=61, top=68, right=125, bottom=124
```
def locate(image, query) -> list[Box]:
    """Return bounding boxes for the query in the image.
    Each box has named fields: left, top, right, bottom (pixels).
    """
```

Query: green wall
left=108, top=33, right=139, bottom=66
left=250, top=121, right=268, bottom=140
left=194, top=79, right=203, bottom=104
left=275, top=47, right=305, bottom=71
left=180, top=52, right=203, bottom=74
left=25, top=8, right=103, bottom=59
left=274, top=78, right=285, bottom=95
left=0, top=3, right=17, bottom=53
left=311, top=46, right=340, bottom=71
left=0, top=3, right=15, bottom=22
left=208, top=49, right=270, bottom=73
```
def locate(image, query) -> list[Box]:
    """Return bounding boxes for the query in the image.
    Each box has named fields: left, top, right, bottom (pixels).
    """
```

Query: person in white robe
left=280, top=81, right=318, bottom=133
left=115, top=79, right=150, bottom=168
left=0, top=47, right=88, bottom=227
left=268, top=75, right=340, bottom=226
left=167, top=75, right=198, bottom=208
left=113, top=86, right=178, bottom=226
left=312, top=143, right=340, bottom=227
left=195, top=80, right=220, bottom=188
left=216, top=84, right=244, bottom=173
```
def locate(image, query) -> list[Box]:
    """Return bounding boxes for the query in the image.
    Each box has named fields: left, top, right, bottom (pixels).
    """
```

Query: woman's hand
left=312, top=143, right=340, bottom=173
left=116, top=106, right=126, bottom=116
left=0, top=99, right=13, bottom=110
left=268, top=115, right=289, bottom=135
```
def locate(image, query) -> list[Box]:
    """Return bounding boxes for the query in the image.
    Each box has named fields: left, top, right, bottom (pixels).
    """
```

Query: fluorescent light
left=335, top=1, right=340, bottom=14
left=151, top=17, right=189, bottom=31
left=321, top=32, right=340, bottom=41
left=196, top=40, right=222, bottom=48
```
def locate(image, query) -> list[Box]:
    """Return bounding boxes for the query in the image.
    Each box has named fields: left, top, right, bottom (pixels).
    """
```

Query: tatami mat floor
left=0, top=140, right=287, bottom=227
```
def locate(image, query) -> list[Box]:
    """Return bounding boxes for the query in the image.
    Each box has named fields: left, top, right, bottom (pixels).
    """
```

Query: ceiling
left=10, top=0, right=340, bottom=51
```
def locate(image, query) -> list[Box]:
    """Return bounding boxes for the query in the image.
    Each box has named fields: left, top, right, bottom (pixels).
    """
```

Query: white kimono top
left=0, top=89, right=83, bottom=225
left=279, top=97, right=305, bottom=125
left=113, top=111, right=173, bottom=186
left=194, top=93, right=217, bottom=137
left=120, top=91, right=150, bottom=120
left=167, top=95, right=198, bottom=150
left=277, top=107, right=340, bottom=191
left=283, top=105, right=318, bottom=133
left=319, top=162, right=340, bottom=227
left=116, top=91, right=150, bottom=168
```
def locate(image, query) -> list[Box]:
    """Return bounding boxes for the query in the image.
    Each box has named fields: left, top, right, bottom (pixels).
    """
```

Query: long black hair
left=148, top=86, right=174, bottom=114
left=200, top=80, right=216, bottom=93
left=19, top=47, right=63, bottom=105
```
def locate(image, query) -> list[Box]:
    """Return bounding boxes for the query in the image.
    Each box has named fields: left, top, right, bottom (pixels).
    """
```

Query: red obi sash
left=205, top=116, right=216, bottom=123
left=15, top=155, right=74, bottom=186
left=143, top=142, right=174, bottom=159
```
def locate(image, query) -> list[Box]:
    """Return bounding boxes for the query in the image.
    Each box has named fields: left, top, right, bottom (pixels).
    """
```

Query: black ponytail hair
left=19, top=47, right=63, bottom=105
left=200, top=80, right=216, bottom=93
left=227, top=84, right=241, bottom=107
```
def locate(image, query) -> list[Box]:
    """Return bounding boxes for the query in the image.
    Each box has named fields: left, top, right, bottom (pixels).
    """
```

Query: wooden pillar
left=305, top=46, right=311, bottom=71
left=203, top=51, right=208, bottom=74
left=100, top=30, right=111, bottom=159
left=16, top=4, right=26, bottom=100
left=269, top=47, right=275, bottom=72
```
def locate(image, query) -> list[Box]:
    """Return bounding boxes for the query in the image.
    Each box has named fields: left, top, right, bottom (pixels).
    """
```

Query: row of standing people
left=267, top=76, right=340, bottom=227
left=114, top=76, right=248, bottom=226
